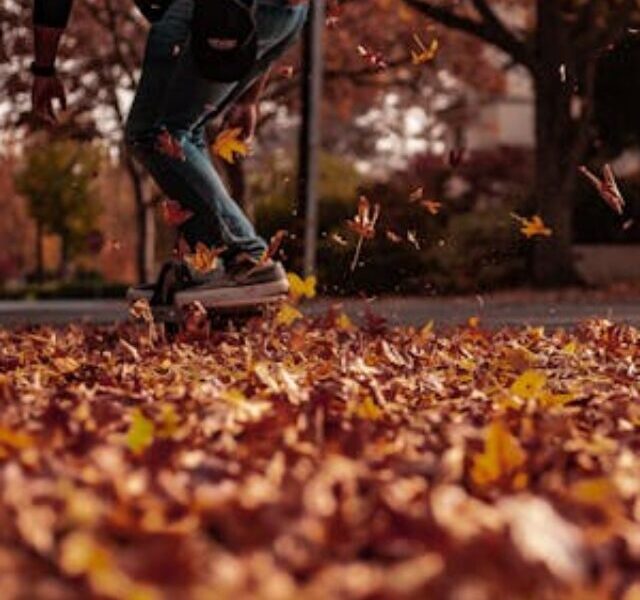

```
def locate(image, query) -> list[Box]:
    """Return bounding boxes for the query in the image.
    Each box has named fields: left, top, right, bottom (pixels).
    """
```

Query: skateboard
left=142, top=259, right=287, bottom=332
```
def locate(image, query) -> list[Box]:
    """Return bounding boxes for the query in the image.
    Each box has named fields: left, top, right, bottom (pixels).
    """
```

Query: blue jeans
left=125, top=0, right=308, bottom=263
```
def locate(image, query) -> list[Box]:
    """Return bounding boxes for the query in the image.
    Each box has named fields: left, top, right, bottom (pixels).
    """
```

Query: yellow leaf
left=411, top=34, right=439, bottom=65
left=0, top=426, right=33, bottom=449
left=419, top=320, right=434, bottom=339
left=126, top=409, right=155, bottom=455
left=562, top=341, right=578, bottom=354
left=471, top=420, right=527, bottom=488
left=219, top=388, right=247, bottom=406
left=157, top=404, right=179, bottom=438
left=511, top=213, right=552, bottom=239
left=212, top=127, right=249, bottom=164
left=287, top=272, right=317, bottom=301
left=276, top=303, right=303, bottom=326
left=53, top=357, right=80, bottom=374
left=355, top=396, right=382, bottom=420
left=570, top=477, right=619, bottom=507
left=539, top=391, right=575, bottom=408
left=510, top=370, right=547, bottom=400
left=335, top=312, right=355, bottom=331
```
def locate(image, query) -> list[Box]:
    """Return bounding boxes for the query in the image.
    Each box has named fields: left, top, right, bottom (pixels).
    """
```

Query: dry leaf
left=212, top=127, right=250, bottom=164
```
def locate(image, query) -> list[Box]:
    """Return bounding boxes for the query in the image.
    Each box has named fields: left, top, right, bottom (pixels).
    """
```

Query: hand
left=224, top=102, right=258, bottom=143
left=32, top=74, right=67, bottom=125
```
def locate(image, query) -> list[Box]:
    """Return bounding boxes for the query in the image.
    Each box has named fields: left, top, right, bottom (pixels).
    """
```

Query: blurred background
left=2, top=0, right=640, bottom=300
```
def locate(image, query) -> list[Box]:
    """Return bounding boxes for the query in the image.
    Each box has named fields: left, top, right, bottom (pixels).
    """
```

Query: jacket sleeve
left=33, top=0, right=74, bottom=28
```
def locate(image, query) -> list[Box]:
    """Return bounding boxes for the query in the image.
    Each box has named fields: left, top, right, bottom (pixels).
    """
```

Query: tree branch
left=404, top=0, right=535, bottom=70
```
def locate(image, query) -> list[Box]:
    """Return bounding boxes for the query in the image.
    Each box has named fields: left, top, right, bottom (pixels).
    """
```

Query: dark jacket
left=34, top=0, right=173, bottom=28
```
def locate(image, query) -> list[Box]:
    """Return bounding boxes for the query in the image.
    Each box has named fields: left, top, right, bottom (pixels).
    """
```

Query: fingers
left=55, top=82, right=67, bottom=112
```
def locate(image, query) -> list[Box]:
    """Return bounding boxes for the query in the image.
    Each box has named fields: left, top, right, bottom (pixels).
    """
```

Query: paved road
left=0, top=296, right=638, bottom=329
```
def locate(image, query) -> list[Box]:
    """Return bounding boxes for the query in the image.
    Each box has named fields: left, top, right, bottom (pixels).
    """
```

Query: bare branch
left=404, top=0, right=535, bottom=70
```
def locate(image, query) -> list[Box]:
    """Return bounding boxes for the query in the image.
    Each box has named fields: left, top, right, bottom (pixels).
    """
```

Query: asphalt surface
left=0, top=296, right=639, bottom=329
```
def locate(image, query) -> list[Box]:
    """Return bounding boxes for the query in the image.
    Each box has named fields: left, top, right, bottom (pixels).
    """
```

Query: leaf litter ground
left=0, top=313, right=638, bottom=599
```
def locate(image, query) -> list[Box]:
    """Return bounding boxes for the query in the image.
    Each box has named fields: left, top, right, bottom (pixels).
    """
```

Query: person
left=31, top=0, right=308, bottom=306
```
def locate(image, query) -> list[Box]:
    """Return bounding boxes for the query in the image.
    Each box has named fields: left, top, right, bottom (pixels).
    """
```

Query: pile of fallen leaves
left=0, top=313, right=638, bottom=599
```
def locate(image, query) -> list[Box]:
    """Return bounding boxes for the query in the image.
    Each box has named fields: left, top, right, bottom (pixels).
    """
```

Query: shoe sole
left=175, top=279, right=290, bottom=309
left=152, top=293, right=286, bottom=322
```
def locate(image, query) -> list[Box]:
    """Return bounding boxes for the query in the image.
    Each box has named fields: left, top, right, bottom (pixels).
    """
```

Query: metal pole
left=298, top=0, right=325, bottom=277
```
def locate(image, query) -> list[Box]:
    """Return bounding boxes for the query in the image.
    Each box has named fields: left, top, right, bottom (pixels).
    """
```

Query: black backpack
left=135, top=0, right=258, bottom=83
left=191, top=0, right=258, bottom=83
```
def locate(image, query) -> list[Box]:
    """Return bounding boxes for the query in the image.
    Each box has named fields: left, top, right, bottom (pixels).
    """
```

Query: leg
left=125, top=0, right=308, bottom=264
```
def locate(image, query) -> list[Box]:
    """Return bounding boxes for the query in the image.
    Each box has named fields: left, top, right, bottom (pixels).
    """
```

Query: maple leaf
left=411, top=33, right=439, bottom=65
left=510, top=370, right=547, bottom=400
left=276, top=303, right=303, bottom=326
left=126, top=409, right=155, bottom=455
left=161, top=200, right=194, bottom=227
left=511, top=213, right=552, bottom=239
left=347, top=196, right=380, bottom=271
left=471, top=421, right=527, bottom=489
left=212, top=127, right=250, bottom=164
left=347, top=196, right=380, bottom=240
left=287, top=273, right=317, bottom=301
left=579, top=164, right=625, bottom=215
left=155, top=130, right=185, bottom=161
left=183, top=242, right=225, bottom=274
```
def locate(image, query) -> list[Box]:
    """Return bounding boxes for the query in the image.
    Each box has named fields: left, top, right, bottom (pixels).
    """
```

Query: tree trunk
left=35, top=220, right=44, bottom=283
left=126, top=157, right=156, bottom=284
left=59, top=233, right=70, bottom=281
left=530, top=0, right=582, bottom=287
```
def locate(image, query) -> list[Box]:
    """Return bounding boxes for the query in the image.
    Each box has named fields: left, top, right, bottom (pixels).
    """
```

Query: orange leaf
left=511, top=213, right=552, bottom=239
left=184, top=242, right=226, bottom=274
left=161, top=200, right=194, bottom=227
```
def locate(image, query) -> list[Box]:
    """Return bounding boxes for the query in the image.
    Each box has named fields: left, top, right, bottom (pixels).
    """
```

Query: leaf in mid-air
left=212, top=128, right=249, bottom=164
left=287, top=273, right=317, bottom=301
left=511, top=213, right=552, bottom=239
left=276, top=303, right=303, bottom=326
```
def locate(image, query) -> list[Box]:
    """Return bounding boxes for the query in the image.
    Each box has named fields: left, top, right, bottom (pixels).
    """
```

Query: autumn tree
left=400, top=0, right=639, bottom=285
left=1, top=0, right=160, bottom=282
left=15, top=139, right=103, bottom=277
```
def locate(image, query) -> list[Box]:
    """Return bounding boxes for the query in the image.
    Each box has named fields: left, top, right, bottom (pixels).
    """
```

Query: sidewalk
left=0, top=292, right=639, bottom=328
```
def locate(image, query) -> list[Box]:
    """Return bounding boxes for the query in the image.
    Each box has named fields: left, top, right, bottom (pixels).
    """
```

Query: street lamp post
left=298, top=0, right=325, bottom=277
